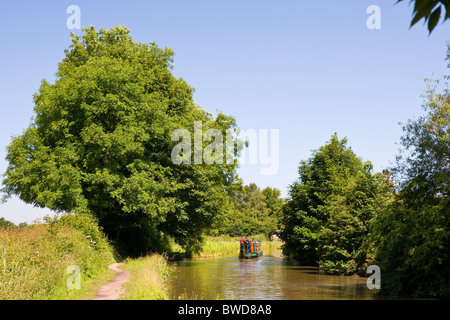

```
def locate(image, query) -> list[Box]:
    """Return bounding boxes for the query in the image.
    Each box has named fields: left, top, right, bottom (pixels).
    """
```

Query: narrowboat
left=239, top=240, right=263, bottom=259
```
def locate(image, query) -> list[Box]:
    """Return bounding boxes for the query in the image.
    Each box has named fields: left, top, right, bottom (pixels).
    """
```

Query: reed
left=120, top=254, right=172, bottom=300
left=194, top=239, right=239, bottom=258
left=168, top=236, right=283, bottom=258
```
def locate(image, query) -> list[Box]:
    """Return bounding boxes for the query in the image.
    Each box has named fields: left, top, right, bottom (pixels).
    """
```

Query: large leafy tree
left=372, top=49, right=450, bottom=297
left=2, top=26, right=240, bottom=255
left=280, top=134, right=393, bottom=274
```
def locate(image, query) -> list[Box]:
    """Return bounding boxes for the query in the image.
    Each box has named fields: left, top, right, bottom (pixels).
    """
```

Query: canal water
left=169, top=249, right=379, bottom=300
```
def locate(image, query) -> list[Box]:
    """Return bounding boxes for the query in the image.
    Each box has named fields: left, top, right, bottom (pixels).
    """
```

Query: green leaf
left=411, top=10, right=427, bottom=26
left=428, top=6, right=442, bottom=32
left=413, top=0, right=435, bottom=12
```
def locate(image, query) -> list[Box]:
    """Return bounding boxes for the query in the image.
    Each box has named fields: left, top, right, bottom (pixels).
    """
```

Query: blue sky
left=0, top=0, right=449, bottom=224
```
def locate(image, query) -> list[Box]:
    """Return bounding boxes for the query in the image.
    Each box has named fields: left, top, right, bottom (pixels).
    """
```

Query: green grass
left=119, top=254, right=172, bottom=300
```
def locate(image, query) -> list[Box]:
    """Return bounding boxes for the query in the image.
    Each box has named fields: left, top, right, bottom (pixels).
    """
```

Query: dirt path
left=93, top=262, right=131, bottom=300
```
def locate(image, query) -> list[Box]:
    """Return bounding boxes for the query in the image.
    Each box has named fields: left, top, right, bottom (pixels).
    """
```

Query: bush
left=0, top=212, right=115, bottom=299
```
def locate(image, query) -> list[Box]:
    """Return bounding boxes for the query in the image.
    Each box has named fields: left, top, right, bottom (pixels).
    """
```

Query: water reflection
left=169, top=250, right=378, bottom=300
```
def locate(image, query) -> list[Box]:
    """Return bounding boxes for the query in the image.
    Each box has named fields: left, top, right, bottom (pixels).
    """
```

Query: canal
left=169, top=249, right=379, bottom=300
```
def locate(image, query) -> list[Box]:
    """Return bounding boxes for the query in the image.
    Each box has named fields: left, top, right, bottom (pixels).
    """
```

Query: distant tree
left=212, top=183, right=279, bottom=238
left=0, top=217, right=15, bottom=229
left=280, top=134, right=393, bottom=274
left=241, top=184, right=270, bottom=221
left=397, top=0, right=450, bottom=33
left=262, top=187, right=285, bottom=218
left=18, top=222, right=28, bottom=229
left=1, top=26, right=241, bottom=256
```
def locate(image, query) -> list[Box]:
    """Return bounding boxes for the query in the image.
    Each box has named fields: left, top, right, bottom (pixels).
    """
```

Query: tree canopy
left=2, top=26, right=240, bottom=255
left=211, top=183, right=281, bottom=238
left=280, top=134, right=393, bottom=274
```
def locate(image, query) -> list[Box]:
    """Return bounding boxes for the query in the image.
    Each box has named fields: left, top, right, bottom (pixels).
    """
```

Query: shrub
left=0, top=212, right=115, bottom=299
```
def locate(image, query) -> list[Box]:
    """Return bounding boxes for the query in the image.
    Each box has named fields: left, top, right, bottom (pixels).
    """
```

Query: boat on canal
left=239, top=240, right=263, bottom=259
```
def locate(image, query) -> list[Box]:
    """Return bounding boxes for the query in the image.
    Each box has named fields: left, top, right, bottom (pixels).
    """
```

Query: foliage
left=280, top=134, right=394, bottom=274
left=372, top=56, right=450, bottom=298
left=0, top=217, right=15, bottom=229
left=396, top=0, right=450, bottom=33
left=392, top=78, right=449, bottom=202
left=47, top=212, right=118, bottom=266
left=262, top=187, right=285, bottom=221
left=211, top=183, right=280, bottom=238
left=0, top=213, right=115, bottom=299
left=1, top=26, right=240, bottom=256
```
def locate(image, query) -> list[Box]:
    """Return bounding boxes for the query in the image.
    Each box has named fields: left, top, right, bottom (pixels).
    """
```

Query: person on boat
left=240, top=236, right=246, bottom=255
left=245, top=237, right=250, bottom=253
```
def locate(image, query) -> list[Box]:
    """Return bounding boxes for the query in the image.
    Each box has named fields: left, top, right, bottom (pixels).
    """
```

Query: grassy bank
left=119, top=254, right=172, bottom=300
left=170, top=235, right=283, bottom=258
left=0, top=213, right=116, bottom=300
